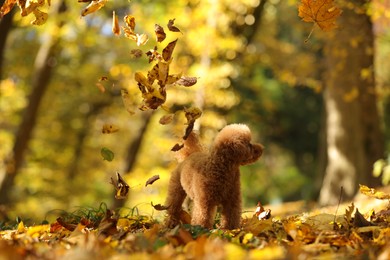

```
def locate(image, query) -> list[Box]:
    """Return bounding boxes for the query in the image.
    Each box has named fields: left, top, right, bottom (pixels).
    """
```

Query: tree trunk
left=319, top=0, right=384, bottom=205
left=0, top=8, right=14, bottom=79
left=0, top=1, right=66, bottom=205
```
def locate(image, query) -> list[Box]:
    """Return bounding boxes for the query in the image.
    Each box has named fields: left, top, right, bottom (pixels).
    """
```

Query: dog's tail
left=175, top=131, right=204, bottom=163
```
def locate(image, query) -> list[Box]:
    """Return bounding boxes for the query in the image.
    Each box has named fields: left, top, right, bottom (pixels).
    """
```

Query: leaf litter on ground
left=1, top=185, right=390, bottom=259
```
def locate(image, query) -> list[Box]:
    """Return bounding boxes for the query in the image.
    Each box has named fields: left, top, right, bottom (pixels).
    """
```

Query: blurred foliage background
left=0, top=0, right=389, bottom=222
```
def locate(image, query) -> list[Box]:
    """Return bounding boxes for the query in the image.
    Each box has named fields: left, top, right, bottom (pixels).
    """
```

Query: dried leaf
left=151, top=202, right=169, bottom=211
left=81, top=0, right=106, bottom=17
left=176, top=76, right=198, bottom=87
left=154, top=24, right=166, bottom=42
left=162, top=39, right=178, bottom=61
left=112, top=11, right=120, bottom=36
left=159, top=114, right=174, bottom=125
left=185, top=107, right=202, bottom=123
left=353, top=208, right=372, bottom=227
left=124, top=14, right=136, bottom=31
left=96, top=82, right=105, bottom=92
left=123, top=27, right=137, bottom=40
left=31, top=8, right=47, bottom=25
left=102, top=124, right=119, bottom=134
left=121, top=88, right=135, bottom=115
left=254, top=202, right=272, bottom=220
left=110, top=172, right=130, bottom=199
left=145, top=175, right=160, bottom=186
left=101, top=147, right=114, bottom=161
left=0, top=0, right=17, bottom=18
left=157, top=60, right=169, bottom=85
left=136, top=33, right=149, bottom=46
left=145, top=46, right=161, bottom=63
left=167, top=18, right=181, bottom=33
left=298, top=0, right=342, bottom=31
left=130, top=49, right=143, bottom=59
left=359, top=184, right=390, bottom=200
left=171, top=143, right=184, bottom=151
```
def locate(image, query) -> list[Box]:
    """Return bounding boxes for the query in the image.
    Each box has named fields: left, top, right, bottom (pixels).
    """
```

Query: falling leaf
left=130, top=49, right=143, bottom=59
left=176, top=76, right=198, bottom=87
left=123, top=27, right=137, bottom=40
left=96, top=82, right=105, bottom=93
left=185, top=107, right=202, bottom=123
left=124, top=14, right=136, bottom=31
left=81, top=0, right=107, bottom=17
left=171, top=143, right=184, bottom=152
left=101, top=147, right=114, bottom=161
left=121, top=88, right=135, bottom=115
left=145, top=46, right=161, bottom=63
left=136, top=33, right=149, bottom=46
left=151, top=202, right=169, bottom=211
left=167, top=18, right=181, bottom=33
left=154, top=24, right=166, bottom=42
left=31, top=8, right=47, bottom=25
left=110, top=172, right=130, bottom=199
left=298, top=0, right=342, bottom=31
left=145, top=175, right=160, bottom=186
left=102, top=124, right=119, bottom=134
left=162, top=39, right=178, bottom=61
left=112, top=11, right=120, bottom=36
left=0, top=0, right=17, bottom=18
left=359, top=184, right=390, bottom=200
left=159, top=114, right=174, bottom=125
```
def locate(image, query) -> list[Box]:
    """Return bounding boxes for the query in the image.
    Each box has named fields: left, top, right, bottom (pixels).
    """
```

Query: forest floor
left=0, top=185, right=389, bottom=260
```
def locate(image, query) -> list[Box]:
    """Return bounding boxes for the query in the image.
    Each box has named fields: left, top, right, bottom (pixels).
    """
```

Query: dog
left=165, top=124, right=263, bottom=229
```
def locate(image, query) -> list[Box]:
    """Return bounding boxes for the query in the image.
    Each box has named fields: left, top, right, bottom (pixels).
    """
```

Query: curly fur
left=165, top=124, right=263, bottom=229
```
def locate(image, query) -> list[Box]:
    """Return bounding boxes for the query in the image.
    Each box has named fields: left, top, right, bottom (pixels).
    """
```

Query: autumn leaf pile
left=0, top=185, right=390, bottom=259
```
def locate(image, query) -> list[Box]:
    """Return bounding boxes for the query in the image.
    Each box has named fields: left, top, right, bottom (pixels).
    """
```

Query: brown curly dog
left=165, top=124, right=263, bottom=229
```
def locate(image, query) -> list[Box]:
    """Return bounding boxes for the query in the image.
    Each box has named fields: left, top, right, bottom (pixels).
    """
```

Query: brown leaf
left=130, top=49, right=143, bottom=59
left=151, top=202, right=170, bottom=211
left=56, top=217, right=77, bottom=231
left=171, top=143, right=184, bottom=151
left=162, top=39, right=178, bottom=61
left=31, top=9, right=47, bottom=25
left=167, top=18, right=181, bottom=33
left=124, top=14, right=136, bottom=31
left=145, top=175, right=160, bottom=186
left=102, top=124, right=119, bottom=134
left=298, top=0, right=342, bottom=31
left=159, top=114, right=174, bottom=125
left=112, top=11, right=120, bottom=36
left=254, top=202, right=272, bottom=220
left=176, top=76, right=198, bottom=87
left=155, top=24, right=166, bottom=42
left=110, top=172, right=130, bottom=199
left=353, top=208, right=373, bottom=228
left=0, top=0, right=17, bottom=18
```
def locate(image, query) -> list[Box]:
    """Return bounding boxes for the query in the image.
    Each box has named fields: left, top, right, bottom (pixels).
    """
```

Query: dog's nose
left=253, top=144, right=264, bottom=157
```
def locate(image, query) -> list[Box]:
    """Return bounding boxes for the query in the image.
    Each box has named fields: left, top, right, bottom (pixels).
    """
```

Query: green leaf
left=101, top=147, right=114, bottom=161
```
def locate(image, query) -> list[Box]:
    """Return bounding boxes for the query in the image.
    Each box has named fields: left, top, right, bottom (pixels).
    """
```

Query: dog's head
left=212, top=124, right=263, bottom=165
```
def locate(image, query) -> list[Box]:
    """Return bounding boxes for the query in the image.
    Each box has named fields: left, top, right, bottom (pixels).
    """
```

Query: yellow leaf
left=31, top=8, right=47, bottom=25
left=112, top=11, right=120, bottom=36
left=298, top=0, right=342, bottom=31
left=359, top=184, right=390, bottom=200
left=136, top=33, right=149, bottom=46
left=102, top=124, right=119, bottom=134
left=116, top=218, right=131, bottom=231
left=17, top=221, right=25, bottom=233
left=81, top=0, right=106, bottom=17
left=124, top=14, right=135, bottom=31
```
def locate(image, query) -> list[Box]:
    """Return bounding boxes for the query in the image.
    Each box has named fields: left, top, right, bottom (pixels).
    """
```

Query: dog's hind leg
left=165, top=169, right=187, bottom=228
